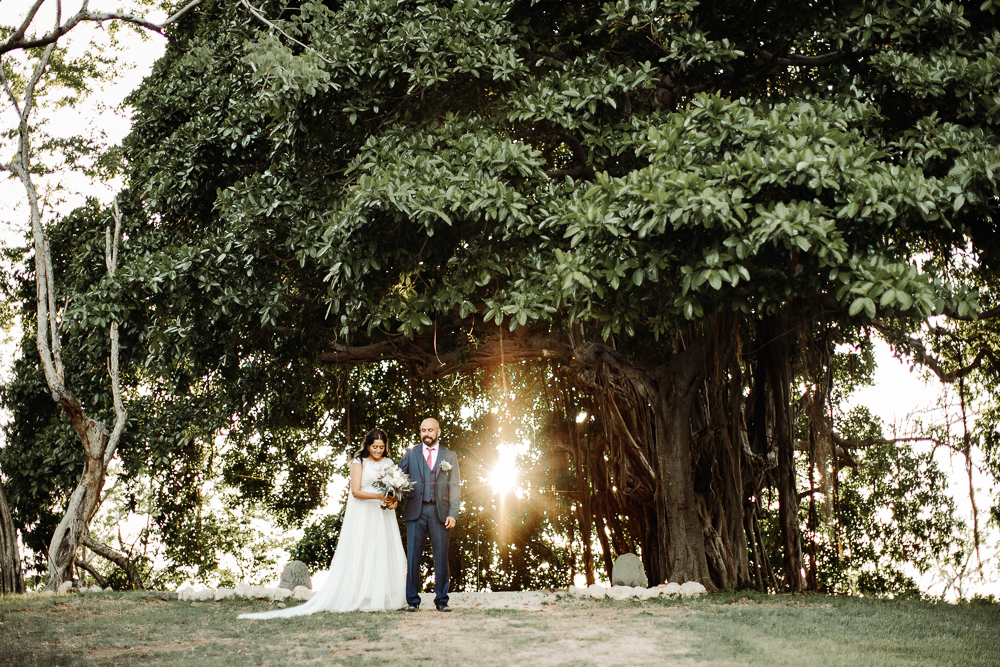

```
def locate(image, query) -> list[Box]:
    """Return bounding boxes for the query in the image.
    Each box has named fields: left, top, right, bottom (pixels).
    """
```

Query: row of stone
left=177, top=583, right=316, bottom=602
left=25, top=582, right=176, bottom=600
left=566, top=581, right=707, bottom=600
left=24, top=581, right=117, bottom=596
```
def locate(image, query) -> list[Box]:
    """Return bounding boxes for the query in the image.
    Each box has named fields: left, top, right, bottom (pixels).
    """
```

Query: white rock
left=215, top=588, right=234, bottom=601
left=606, top=586, right=638, bottom=600
left=58, top=581, right=74, bottom=595
left=89, top=585, right=104, bottom=593
left=233, top=583, right=249, bottom=597
left=38, top=590, right=55, bottom=597
left=180, top=588, right=215, bottom=602
left=657, top=582, right=684, bottom=597
left=273, top=587, right=292, bottom=601
left=104, top=587, right=114, bottom=593
left=586, top=584, right=607, bottom=599
left=680, top=581, right=707, bottom=597
left=293, top=586, right=314, bottom=601
left=638, top=587, right=662, bottom=600
left=567, top=585, right=588, bottom=597
left=248, top=585, right=270, bottom=599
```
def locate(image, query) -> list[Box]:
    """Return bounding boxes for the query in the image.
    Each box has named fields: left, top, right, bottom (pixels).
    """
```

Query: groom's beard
left=422, top=436, right=438, bottom=446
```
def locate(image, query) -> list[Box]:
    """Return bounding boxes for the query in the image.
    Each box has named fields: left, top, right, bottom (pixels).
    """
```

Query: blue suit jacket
left=399, top=445, right=461, bottom=524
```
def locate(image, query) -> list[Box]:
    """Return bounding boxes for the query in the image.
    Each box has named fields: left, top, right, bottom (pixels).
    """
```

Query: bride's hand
left=384, top=496, right=398, bottom=509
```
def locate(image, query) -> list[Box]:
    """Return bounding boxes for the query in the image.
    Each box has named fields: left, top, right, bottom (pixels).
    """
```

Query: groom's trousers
left=405, top=501, right=450, bottom=607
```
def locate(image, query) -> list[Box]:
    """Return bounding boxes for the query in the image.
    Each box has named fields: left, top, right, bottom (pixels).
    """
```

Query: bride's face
left=369, top=439, right=386, bottom=460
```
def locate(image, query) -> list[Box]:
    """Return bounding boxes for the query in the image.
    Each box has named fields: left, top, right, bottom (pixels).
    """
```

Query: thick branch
left=104, top=199, right=128, bottom=467
left=754, top=47, right=863, bottom=68
left=942, top=303, right=1000, bottom=322
left=318, top=331, right=577, bottom=378
left=9, top=0, right=48, bottom=47
left=0, top=0, right=205, bottom=56
left=74, top=557, right=107, bottom=587
left=833, top=433, right=951, bottom=451
left=793, top=439, right=856, bottom=467
left=874, top=323, right=988, bottom=383
left=81, top=533, right=145, bottom=590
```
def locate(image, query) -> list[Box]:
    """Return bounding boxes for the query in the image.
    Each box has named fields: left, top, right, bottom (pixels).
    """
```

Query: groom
left=399, top=417, right=461, bottom=612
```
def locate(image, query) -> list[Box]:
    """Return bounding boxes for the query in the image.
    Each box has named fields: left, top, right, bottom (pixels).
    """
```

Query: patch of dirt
left=329, top=603, right=697, bottom=667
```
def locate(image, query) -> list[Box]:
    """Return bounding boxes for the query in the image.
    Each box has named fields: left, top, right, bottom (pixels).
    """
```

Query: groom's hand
left=444, top=516, right=456, bottom=529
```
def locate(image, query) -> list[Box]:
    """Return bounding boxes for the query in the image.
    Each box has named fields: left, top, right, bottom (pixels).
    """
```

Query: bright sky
left=1, top=2, right=995, bottom=596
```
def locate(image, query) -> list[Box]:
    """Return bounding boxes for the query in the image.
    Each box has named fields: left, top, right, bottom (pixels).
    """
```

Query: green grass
left=1, top=590, right=997, bottom=666
left=0, top=592, right=400, bottom=666
left=648, top=592, right=1000, bottom=667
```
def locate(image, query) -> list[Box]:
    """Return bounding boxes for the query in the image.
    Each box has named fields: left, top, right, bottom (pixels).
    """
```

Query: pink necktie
left=425, top=447, right=434, bottom=469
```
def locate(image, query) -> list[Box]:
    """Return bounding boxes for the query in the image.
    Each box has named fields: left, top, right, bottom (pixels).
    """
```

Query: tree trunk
left=8, top=36, right=129, bottom=593
left=759, top=313, right=805, bottom=592
left=650, top=341, right=715, bottom=587
left=46, top=417, right=111, bottom=590
left=563, top=319, right=753, bottom=590
left=1, top=479, right=24, bottom=595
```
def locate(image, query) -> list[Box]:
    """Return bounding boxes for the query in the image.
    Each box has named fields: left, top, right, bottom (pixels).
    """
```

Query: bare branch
left=10, top=0, right=48, bottom=46
left=754, top=47, right=862, bottom=68
left=833, top=432, right=954, bottom=451
left=163, top=0, right=204, bottom=26
left=0, top=61, right=24, bottom=130
left=74, top=557, right=107, bottom=587
left=237, top=0, right=333, bottom=65
left=81, top=532, right=145, bottom=590
left=2, top=11, right=162, bottom=56
left=873, top=323, right=990, bottom=384
left=0, top=0, right=208, bottom=57
left=104, top=199, right=128, bottom=468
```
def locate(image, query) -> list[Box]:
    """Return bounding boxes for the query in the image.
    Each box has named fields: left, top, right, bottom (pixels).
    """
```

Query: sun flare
left=488, top=448, right=518, bottom=495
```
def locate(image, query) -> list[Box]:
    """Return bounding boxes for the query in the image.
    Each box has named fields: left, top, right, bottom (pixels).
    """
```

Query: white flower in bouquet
left=374, top=464, right=415, bottom=509
left=439, top=461, right=452, bottom=472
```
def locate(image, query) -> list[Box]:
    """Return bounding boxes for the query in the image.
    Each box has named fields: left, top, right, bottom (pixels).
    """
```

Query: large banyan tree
left=91, top=0, right=999, bottom=589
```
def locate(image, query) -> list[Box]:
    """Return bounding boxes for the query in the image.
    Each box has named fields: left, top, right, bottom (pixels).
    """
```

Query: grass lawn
left=1, top=590, right=997, bottom=666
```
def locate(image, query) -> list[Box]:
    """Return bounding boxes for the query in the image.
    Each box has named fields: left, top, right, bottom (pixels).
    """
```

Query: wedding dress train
left=239, top=457, right=407, bottom=618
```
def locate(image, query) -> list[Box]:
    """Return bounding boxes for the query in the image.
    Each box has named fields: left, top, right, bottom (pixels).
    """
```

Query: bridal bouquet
left=374, top=464, right=415, bottom=510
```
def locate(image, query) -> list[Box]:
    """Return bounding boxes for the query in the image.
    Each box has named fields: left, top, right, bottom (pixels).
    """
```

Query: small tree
left=0, top=0, right=201, bottom=590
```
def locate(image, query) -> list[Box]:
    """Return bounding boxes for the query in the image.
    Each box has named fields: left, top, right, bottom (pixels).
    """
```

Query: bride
left=239, top=429, right=407, bottom=618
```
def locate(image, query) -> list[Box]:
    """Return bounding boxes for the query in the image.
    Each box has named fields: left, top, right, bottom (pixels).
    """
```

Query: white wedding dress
left=239, top=457, right=407, bottom=618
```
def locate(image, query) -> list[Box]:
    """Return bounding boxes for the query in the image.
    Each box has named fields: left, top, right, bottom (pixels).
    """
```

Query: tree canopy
left=4, top=0, right=999, bottom=592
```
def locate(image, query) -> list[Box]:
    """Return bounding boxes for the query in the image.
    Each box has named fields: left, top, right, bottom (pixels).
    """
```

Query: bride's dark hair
left=355, top=428, right=389, bottom=461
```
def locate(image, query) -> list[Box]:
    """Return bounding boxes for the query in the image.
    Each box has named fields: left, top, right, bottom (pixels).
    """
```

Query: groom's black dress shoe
left=435, top=604, right=452, bottom=612
left=406, top=605, right=419, bottom=612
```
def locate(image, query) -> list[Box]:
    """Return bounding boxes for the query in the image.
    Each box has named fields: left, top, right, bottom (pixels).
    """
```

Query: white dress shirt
left=422, top=443, right=438, bottom=470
